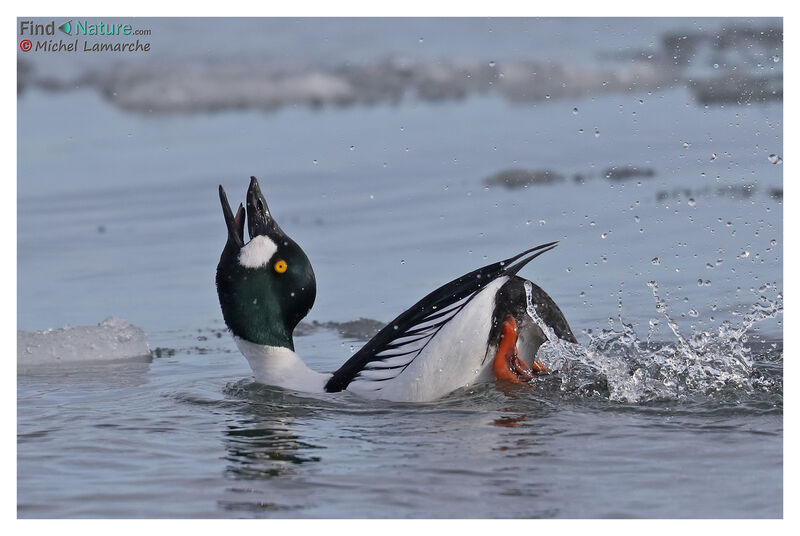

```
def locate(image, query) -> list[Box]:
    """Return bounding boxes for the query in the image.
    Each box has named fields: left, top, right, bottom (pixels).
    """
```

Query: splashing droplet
left=651, top=257, right=660, bottom=265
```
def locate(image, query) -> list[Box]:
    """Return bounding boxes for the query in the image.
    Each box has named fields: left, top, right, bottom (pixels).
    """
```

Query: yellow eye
left=274, top=259, right=288, bottom=273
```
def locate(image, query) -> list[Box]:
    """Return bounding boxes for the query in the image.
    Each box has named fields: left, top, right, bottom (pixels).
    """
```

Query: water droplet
left=589, top=221, right=596, bottom=227
left=489, top=60, right=496, bottom=67
left=688, top=198, right=696, bottom=207
left=688, top=309, right=699, bottom=317
left=349, top=145, right=355, bottom=151
left=682, top=141, right=691, bottom=148
left=312, top=159, right=318, bottom=165
left=594, top=127, right=600, bottom=138
left=770, top=239, right=777, bottom=246
left=697, top=279, right=703, bottom=286
left=767, top=154, right=782, bottom=165
left=651, top=257, right=660, bottom=265
left=538, top=219, right=546, bottom=226
left=572, top=107, right=579, bottom=115
left=739, top=250, right=750, bottom=259
left=545, top=94, right=551, bottom=99
left=578, top=128, right=584, bottom=134
left=525, top=220, right=532, bottom=226
left=566, top=267, right=572, bottom=273
left=400, top=259, right=405, bottom=265
left=601, top=232, right=608, bottom=239
left=418, top=37, right=424, bottom=43
left=710, top=153, right=717, bottom=161
left=772, top=55, right=780, bottom=63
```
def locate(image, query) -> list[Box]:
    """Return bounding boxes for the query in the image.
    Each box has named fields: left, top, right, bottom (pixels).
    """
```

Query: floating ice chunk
left=18, top=317, right=150, bottom=372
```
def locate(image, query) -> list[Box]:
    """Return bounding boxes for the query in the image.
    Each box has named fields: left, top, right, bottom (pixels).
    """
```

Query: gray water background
left=17, top=18, right=782, bottom=518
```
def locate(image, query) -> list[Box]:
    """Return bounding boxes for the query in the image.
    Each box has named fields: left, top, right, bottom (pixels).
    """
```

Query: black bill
left=219, top=184, right=245, bottom=248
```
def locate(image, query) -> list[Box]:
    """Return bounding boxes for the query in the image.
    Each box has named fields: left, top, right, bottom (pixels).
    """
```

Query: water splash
left=526, top=281, right=782, bottom=403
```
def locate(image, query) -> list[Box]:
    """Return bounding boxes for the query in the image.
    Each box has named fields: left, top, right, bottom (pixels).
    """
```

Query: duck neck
left=233, top=336, right=330, bottom=393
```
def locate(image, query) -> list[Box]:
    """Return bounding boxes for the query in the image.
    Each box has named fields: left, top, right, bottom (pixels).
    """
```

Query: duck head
left=216, top=176, right=316, bottom=350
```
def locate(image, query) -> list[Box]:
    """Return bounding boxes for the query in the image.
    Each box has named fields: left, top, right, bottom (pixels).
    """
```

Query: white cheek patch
left=238, top=235, right=278, bottom=268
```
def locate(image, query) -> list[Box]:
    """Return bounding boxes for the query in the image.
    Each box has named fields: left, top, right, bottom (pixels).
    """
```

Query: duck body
left=216, top=177, right=575, bottom=402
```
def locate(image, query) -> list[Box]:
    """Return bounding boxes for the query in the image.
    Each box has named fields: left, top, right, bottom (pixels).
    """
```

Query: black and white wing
left=324, top=242, right=558, bottom=393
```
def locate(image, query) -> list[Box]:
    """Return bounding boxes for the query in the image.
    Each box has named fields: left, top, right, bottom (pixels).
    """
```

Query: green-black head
left=216, top=176, right=316, bottom=350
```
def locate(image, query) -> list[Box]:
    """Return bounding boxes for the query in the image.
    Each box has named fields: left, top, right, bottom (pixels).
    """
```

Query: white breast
left=234, top=337, right=330, bottom=393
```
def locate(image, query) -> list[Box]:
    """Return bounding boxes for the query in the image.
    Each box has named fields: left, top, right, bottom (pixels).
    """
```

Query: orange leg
left=493, top=315, right=548, bottom=383
left=531, top=360, right=549, bottom=374
left=493, top=316, right=520, bottom=382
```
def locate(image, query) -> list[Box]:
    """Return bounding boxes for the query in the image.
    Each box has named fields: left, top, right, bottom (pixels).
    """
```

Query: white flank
left=238, top=235, right=278, bottom=268
left=348, top=277, right=507, bottom=402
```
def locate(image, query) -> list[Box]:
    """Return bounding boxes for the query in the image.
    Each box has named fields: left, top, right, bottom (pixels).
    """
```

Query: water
left=17, top=18, right=782, bottom=518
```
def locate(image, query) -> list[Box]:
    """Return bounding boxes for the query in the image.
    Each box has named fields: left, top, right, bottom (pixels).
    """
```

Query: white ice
left=18, top=317, right=150, bottom=373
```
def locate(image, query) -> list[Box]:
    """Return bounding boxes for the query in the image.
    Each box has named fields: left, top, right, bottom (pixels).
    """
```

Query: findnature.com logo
left=19, top=19, right=152, bottom=53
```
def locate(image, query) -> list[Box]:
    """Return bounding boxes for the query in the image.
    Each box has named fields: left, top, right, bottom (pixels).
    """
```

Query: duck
left=216, top=176, right=576, bottom=402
